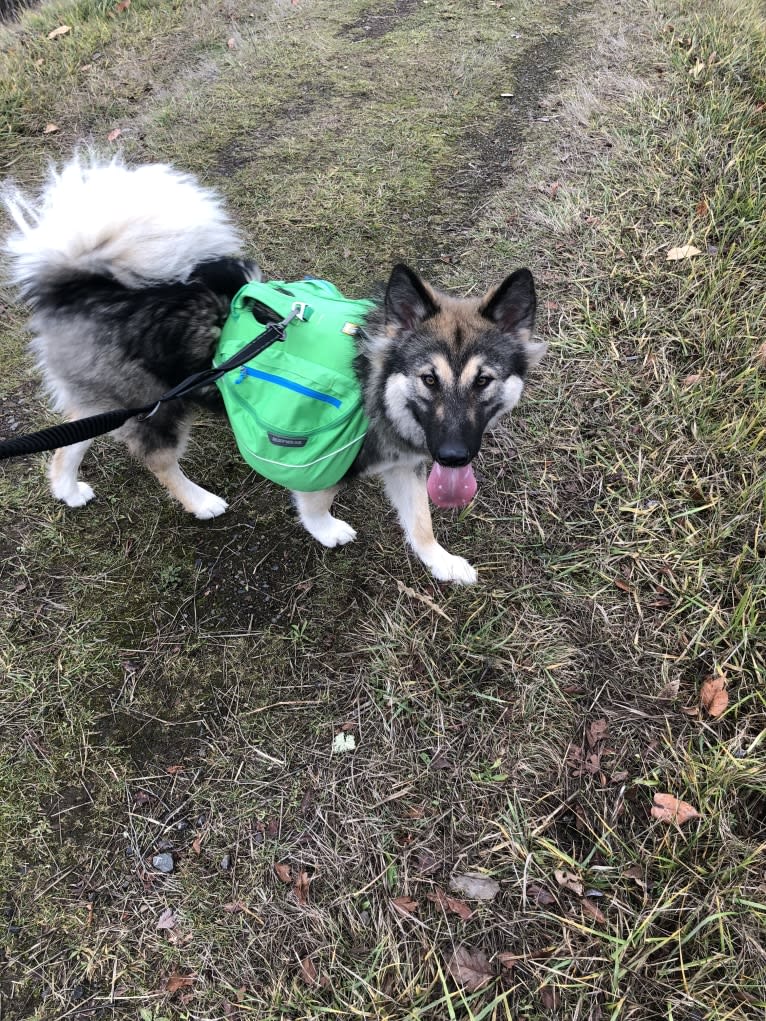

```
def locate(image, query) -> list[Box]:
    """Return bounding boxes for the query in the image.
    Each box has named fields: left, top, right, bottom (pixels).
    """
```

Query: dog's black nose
left=435, top=443, right=472, bottom=467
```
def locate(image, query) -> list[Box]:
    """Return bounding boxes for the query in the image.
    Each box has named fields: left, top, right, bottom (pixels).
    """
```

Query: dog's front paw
left=189, top=490, right=228, bottom=519
left=307, top=516, right=357, bottom=548
left=52, top=480, right=95, bottom=508
left=428, top=549, right=478, bottom=585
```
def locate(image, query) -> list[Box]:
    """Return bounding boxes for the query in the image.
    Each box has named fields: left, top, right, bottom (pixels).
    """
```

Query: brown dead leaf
left=554, top=869, right=584, bottom=896
left=695, top=197, right=709, bottom=217
left=754, top=341, right=766, bottom=369
left=165, top=764, right=184, bottom=775
left=526, top=883, right=556, bottom=907
left=223, top=900, right=247, bottom=914
left=156, top=907, right=178, bottom=929
left=682, top=373, right=703, bottom=387
left=540, top=984, right=561, bottom=1010
left=497, top=952, right=519, bottom=971
left=586, top=719, right=608, bottom=748
left=47, top=24, right=71, bottom=38
left=445, top=946, right=494, bottom=991
left=581, top=898, right=607, bottom=924
left=614, top=577, right=632, bottom=593
left=548, top=181, right=561, bottom=199
left=624, top=864, right=646, bottom=889
left=115, top=0, right=130, bottom=10
left=274, top=862, right=292, bottom=884
left=449, top=872, right=500, bottom=901
left=166, top=971, right=196, bottom=994
left=651, top=792, right=701, bottom=825
left=666, top=244, right=702, bottom=261
left=43, top=123, right=59, bottom=134
left=427, top=887, right=475, bottom=921
left=391, top=895, right=418, bottom=917
left=293, top=870, right=311, bottom=905
left=700, top=674, right=728, bottom=718
left=299, top=956, right=329, bottom=987
left=191, top=833, right=203, bottom=856
left=107, top=128, right=122, bottom=142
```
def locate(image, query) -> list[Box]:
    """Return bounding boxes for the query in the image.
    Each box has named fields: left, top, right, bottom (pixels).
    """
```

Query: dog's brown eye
left=421, top=373, right=438, bottom=388
left=475, top=374, right=493, bottom=389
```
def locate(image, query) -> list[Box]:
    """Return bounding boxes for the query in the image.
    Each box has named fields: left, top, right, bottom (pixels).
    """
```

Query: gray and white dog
left=2, top=155, right=545, bottom=584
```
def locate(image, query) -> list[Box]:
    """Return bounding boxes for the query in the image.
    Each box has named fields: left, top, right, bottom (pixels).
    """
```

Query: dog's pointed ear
left=384, top=264, right=438, bottom=331
left=480, top=268, right=537, bottom=342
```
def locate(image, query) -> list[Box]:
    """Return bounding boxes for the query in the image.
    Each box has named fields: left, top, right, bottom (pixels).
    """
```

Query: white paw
left=188, top=491, right=228, bottom=519
left=53, top=481, right=95, bottom=508
left=307, top=516, right=357, bottom=548
left=427, top=550, right=478, bottom=585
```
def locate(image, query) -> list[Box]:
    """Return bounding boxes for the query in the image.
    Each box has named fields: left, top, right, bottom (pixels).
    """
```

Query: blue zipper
left=235, top=366, right=342, bottom=408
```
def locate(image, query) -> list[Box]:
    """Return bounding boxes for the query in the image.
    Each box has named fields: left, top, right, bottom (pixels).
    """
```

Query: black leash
left=0, top=310, right=297, bottom=461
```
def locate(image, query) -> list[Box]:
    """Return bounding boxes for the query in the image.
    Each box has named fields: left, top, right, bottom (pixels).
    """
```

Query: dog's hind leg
left=381, top=465, right=477, bottom=584
left=49, top=432, right=95, bottom=508
left=122, top=411, right=228, bottom=520
left=293, top=487, right=357, bottom=547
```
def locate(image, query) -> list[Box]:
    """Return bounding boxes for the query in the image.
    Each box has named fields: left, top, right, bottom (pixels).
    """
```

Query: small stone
left=221, top=853, right=232, bottom=871
left=152, top=853, right=174, bottom=874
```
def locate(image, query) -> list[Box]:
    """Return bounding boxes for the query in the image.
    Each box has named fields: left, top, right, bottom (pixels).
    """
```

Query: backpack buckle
left=291, top=301, right=313, bottom=321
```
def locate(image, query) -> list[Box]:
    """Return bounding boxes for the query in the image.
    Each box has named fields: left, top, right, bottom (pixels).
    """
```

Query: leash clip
left=137, top=401, right=162, bottom=421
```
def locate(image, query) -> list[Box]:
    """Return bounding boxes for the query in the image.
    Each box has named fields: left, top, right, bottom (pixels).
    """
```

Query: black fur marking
left=28, top=258, right=254, bottom=390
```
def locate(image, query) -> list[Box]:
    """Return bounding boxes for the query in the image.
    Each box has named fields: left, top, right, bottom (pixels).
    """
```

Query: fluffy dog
left=2, top=155, right=544, bottom=584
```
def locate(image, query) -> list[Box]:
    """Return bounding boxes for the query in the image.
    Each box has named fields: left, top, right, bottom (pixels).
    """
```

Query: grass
left=1, top=0, right=765, bottom=1017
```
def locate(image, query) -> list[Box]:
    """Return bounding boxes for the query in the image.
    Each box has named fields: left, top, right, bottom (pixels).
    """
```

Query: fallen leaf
left=449, top=872, right=500, bottom=901
left=396, top=580, right=451, bottom=620
left=699, top=674, right=728, bottom=718
left=391, top=895, right=418, bottom=917
left=548, top=181, right=561, bottom=199
left=107, top=128, right=122, bottom=142
left=223, top=900, right=246, bottom=914
left=540, top=984, right=560, bottom=1009
left=293, top=870, right=311, bottom=905
left=227, top=36, right=237, bottom=48
left=695, top=197, right=709, bottom=217
left=274, top=862, right=292, bottom=884
left=445, top=946, right=494, bottom=991
left=166, top=971, right=196, bottom=994
left=586, top=719, right=608, bottom=747
left=624, top=864, right=646, bottom=889
left=657, top=676, right=680, bottom=700
left=666, top=244, right=702, bottom=261
left=755, top=341, right=766, bottom=369
left=299, top=956, right=329, bottom=987
left=497, top=952, right=519, bottom=971
left=581, top=898, right=607, bottom=923
left=554, top=869, right=584, bottom=896
left=332, top=732, right=356, bottom=754
left=156, top=907, right=178, bottom=930
left=115, top=0, right=130, bottom=10
left=651, top=792, right=701, bottom=825
left=191, top=833, right=203, bottom=855
left=526, top=883, right=556, bottom=907
left=165, top=764, right=184, bottom=775
left=47, top=24, right=71, bottom=38
left=427, top=887, right=475, bottom=920
left=43, top=123, right=59, bottom=134
left=614, top=577, right=632, bottom=593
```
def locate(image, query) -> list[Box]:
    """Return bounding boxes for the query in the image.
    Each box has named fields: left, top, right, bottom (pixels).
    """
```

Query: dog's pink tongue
left=427, top=462, right=477, bottom=509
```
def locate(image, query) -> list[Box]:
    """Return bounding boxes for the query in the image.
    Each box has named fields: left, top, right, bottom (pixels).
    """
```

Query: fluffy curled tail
left=1, top=152, right=243, bottom=300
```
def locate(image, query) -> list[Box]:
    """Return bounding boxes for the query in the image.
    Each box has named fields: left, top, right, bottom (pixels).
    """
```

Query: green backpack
left=213, top=278, right=374, bottom=492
